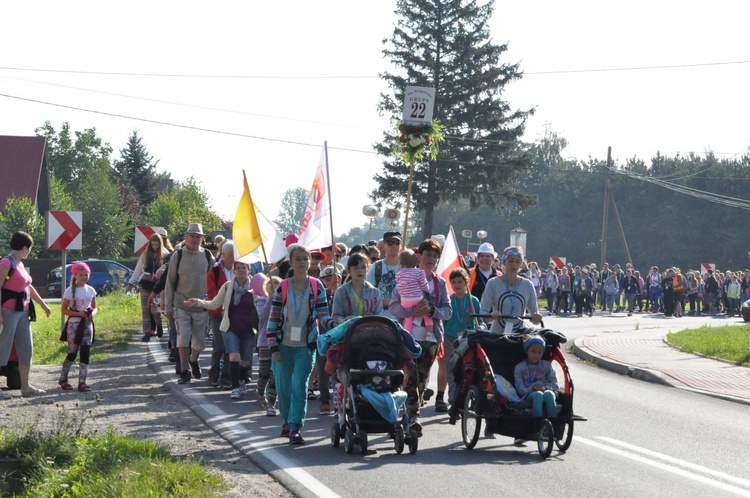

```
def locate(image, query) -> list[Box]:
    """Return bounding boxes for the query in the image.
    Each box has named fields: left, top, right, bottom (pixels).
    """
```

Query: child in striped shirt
left=395, top=249, right=432, bottom=333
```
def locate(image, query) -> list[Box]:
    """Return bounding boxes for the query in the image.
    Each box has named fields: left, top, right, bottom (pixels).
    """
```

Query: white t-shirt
left=63, top=284, right=97, bottom=327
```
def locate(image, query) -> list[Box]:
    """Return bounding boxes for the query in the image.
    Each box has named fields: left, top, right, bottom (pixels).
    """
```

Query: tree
left=274, top=187, right=309, bottom=236
left=146, top=178, right=223, bottom=241
left=0, top=197, right=45, bottom=258
left=76, top=163, right=130, bottom=259
left=373, top=0, right=535, bottom=239
left=114, top=131, right=162, bottom=212
left=35, top=122, right=113, bottom=193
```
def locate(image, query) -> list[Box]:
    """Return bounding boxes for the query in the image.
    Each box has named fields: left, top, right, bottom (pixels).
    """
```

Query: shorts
left=174, top=308, right=208, bottom=351
left=223, top=330, right=256, bottom=361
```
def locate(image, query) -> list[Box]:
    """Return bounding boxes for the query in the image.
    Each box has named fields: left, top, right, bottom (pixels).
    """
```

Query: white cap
left=476, top=242, right=497, bottom=257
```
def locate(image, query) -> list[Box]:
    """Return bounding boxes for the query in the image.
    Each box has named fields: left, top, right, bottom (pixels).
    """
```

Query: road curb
left=570, top=338, right=750, bottom=406
left=145, top=340, right=318, bottom=498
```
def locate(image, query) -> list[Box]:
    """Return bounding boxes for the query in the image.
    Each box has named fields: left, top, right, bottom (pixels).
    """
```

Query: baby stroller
left=329, top=316, right=417, bottom=455
left=450, top=316, right=587, bottom=459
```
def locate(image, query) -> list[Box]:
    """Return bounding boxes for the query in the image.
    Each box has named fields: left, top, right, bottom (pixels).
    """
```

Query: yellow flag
left=233, top=171, right=263, bottom=257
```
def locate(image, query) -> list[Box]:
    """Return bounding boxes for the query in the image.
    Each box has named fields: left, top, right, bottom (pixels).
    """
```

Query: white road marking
left=148, top=340, right=341, bottom=498
left=597, top=436, right=750, bottom=490
left=577, top=436, right=750, bottom=496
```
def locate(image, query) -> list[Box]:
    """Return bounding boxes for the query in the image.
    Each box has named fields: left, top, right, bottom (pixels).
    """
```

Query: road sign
left=549, top=256, right=566, bottom=269
left=700, top=263, right=716, bottom=275
left=134, top=226, right=165, bottom=255
left=402, top=86, right=436, bottom=125
left=46, top=211, right=82, bottom=250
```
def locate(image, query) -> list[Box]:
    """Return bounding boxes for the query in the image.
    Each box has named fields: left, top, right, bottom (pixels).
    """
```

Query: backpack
left=173, top=248, right=214, bottom=289
left=2, top=256, right=16, bottom=284
left=374, top=260, right=384, bottom=288
left=279, top=277, right=322, bottom=348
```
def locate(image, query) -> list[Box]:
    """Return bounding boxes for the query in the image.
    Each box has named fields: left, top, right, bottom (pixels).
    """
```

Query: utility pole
left=600, top=147, right=612, bottom=269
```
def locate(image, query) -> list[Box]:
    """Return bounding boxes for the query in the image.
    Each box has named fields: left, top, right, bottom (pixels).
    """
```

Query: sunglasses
left=385, top=239, right=401, bottom=246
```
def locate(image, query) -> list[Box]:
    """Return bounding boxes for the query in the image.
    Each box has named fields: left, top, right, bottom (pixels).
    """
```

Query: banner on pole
left=298, top=147, right=333, bottom=251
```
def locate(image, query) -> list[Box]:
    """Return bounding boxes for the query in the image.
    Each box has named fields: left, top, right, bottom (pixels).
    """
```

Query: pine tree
left=115, top=131, right=161, bottom=211
left=373, top=0, right=536, bottom=239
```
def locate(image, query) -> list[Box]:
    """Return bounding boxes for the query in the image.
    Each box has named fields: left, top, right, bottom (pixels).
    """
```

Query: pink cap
left=284, top=234, right=299, bottom=247
left=70, top=262, right=91, bottom=276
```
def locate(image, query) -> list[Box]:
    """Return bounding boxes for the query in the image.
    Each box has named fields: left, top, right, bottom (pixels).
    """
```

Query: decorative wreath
left=393, top=118, right=444, bottom=163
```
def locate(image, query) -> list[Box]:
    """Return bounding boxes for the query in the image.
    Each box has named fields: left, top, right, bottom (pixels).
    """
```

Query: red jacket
left=206, top=263, right=230, bottom=317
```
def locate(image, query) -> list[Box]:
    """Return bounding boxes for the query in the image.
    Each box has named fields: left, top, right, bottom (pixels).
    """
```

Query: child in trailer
left=395, top=249, right=431, bottom=335
left=59, top=262, right=98, bottom=392
left=514, top=335, right=558, bottom=417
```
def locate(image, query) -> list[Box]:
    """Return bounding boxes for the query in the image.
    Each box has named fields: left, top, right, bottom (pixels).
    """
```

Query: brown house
left=0, top=135, right=51, bottom=215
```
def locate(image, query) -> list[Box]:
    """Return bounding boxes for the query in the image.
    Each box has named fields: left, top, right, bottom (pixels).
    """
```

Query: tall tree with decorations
left=373, top=0, right=536, bottom=240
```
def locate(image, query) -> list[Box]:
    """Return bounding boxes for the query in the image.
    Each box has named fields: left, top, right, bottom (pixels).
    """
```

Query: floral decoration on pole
left=393, top=118, right=444, bottom=164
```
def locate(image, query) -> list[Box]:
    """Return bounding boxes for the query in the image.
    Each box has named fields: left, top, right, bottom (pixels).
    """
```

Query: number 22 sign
left=402, top=86, right=435, bottom=125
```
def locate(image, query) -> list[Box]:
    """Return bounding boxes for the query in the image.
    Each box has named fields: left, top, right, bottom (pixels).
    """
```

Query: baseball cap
left=383, top=231, right=402, bottom=242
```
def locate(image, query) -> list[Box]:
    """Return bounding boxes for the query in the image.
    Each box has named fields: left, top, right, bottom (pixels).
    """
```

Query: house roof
left=0, top=135, right=50, bottom=214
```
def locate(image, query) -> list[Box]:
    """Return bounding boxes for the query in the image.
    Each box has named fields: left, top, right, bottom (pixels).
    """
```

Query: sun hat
left=250, top=273, right=268, bottom=296
left=476, top=242, right=497, bottom=257
left=185, top=223, right=204, bottom=235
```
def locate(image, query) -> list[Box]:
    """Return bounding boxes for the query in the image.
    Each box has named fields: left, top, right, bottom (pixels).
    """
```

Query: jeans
left=605, top=292, right=617, bottom=311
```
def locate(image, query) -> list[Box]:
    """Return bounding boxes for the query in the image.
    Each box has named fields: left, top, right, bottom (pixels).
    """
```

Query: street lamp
left=509, top=227, right=527, bottom=255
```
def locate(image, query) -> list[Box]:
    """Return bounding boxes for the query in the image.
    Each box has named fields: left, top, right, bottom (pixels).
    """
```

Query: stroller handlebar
left=467, top=314, right=545, bottom=329
left=349, top=369, right=405, bottom=377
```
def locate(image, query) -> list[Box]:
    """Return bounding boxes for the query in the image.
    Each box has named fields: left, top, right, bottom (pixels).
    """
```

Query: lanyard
left=455, top=294, right=468, bottom=330
left=291, top=278, right=309, bottom=319
left=504, top=277, right=519, bottom=316
left=527, top=363, right=539, bottom=385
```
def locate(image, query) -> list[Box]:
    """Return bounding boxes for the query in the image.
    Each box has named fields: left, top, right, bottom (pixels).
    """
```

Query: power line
left=0, top=66, right=376, bottom=79
left=0, top=75, right=346, bottom=127
left=0, top=92, right=375, bottom=154
left=2, top=59, right=749, bottom=79
left=524, top=59, right=750, bottom=75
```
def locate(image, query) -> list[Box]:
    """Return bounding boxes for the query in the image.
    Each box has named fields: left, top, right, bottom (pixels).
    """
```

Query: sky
left=2, top=1, right=749, bottom=241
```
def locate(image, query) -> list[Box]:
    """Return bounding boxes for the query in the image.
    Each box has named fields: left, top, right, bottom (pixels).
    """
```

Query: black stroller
left=450, top=317, right=587, bottom=459
left=330, top=316, right=418, bottom=455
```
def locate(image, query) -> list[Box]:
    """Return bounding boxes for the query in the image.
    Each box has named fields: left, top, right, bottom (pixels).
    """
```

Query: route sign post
left=46, top=210, right=82, bottom=328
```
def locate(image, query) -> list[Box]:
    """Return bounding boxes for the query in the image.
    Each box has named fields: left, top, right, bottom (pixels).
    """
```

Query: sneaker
left=266, top=405, right=277, bottom=417
left=609, top=310, right=613, bottom=316
left=628, top=312, right=633, bottom=316
left=484, top=427, right=496, bottom=439
left=289, top=431, right=305, bottom=445
left=0, top=391, right=11, bottom=400
left=280, top=424, right=291, bottom=438
left=21, top=385, right=45, bottom=397
left=238, top=381, right=247, bottom=394
left=320, top=402, right=331, bottom=415
left=189, top=360, right=202, bottom=380
left=435, top=400, right=449, bottom=413
left=423, top=388, right=434, bottom=402
left=168, top=349, right=177, bottom=363
left=141, top=334, right=150, bottom=342
left=178, top=370, right=191, bottom=384
left=230, top=388, right=241, bottom=399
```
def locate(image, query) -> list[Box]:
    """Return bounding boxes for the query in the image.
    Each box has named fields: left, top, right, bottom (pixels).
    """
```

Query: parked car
left=47, top=260, right=133, bottom=297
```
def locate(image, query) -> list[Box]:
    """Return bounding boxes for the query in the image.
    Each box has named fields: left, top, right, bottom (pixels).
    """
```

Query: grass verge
left=0, top=406, right=227, bottom=497
left=667, top=324, right=750, bottom=365
left=34, top=291, right=142, bottom=365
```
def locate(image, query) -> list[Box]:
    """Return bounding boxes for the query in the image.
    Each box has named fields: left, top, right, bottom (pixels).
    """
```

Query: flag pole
left=323, top=142, right=338, bottom=275
left=242, top=169, right=269, bottom=264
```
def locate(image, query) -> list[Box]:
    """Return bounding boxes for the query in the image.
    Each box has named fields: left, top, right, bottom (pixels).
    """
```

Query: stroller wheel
left=408, top=429, right=419, bottom=455
left=537, top=419, right=554, bottom=459
left=461, top=386, right=482, bottom=449
left=555, top=420, right=574, bottom=452
left=330, top=422, right=341, bottom=448
left=344, top=429, right=355, bottom=454
left=358, top=431, right=368, bottom=455
left=394, top=427, right=405, bottom=454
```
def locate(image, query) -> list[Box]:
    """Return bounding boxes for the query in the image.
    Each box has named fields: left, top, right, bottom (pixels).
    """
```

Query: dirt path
left=0, top=339, right=293, bottom=498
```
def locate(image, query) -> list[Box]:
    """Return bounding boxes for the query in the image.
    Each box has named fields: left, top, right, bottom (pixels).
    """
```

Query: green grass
left=34, top=291, right=142, bottom=365
left=667, top=324, right=750, bottom=364
left=0, top=407, right=227, bottom=497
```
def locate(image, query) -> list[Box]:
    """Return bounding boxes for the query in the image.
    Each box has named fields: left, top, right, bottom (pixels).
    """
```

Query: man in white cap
left=468, top=242, right=501, bottom=300
left=165, top=223, right=216, bottom=385
left=366, top=231, right=402, bottom=318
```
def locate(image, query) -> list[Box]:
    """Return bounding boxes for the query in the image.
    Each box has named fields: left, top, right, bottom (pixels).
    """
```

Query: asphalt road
left=154, top=312, right=750, bottom=498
